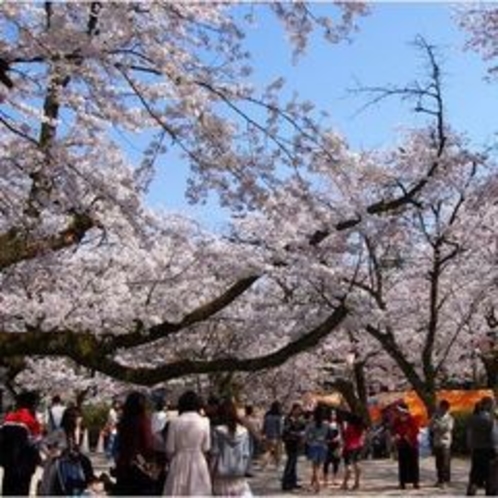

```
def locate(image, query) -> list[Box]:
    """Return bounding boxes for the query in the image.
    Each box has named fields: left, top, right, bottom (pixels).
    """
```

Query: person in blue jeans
left=305, top=404, right=330, bottom=494
left=281, top=403, right=306, bottom=491
left=105, top=399, right=121, bottom=462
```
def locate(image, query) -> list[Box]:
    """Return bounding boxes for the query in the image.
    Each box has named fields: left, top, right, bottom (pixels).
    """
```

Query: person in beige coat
left=163, top=391, right=212, bottom=496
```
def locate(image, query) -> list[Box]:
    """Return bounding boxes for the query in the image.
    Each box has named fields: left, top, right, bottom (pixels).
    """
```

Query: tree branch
left=112, top=275, right=260, bottom=349
left=0, top=212, right=95, bottom=271
left=0, top=302, right=348, bottom=386
left=75, top=302, right=349, bottom=385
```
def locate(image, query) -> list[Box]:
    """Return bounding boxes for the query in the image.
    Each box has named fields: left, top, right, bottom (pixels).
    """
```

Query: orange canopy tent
left=368, top=389, right=494, bottom=426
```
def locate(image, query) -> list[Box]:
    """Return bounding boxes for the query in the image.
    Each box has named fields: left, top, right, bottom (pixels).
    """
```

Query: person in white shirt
left=45, top=395, right=66, bottom=434
left=105, top=399, right=121, bottom=461
left=151, top=398, right=168, bottom=452
left=151, top=399, right=168, bottom=435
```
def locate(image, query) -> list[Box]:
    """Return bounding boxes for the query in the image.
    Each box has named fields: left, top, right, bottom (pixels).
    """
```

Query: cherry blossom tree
left=451, top=5, right=498, bottom=398
left=457, top=4, right=498, bottom=77
left=0, top=1, right=369, bottom=269
left=229, top=38, right=498, bottom=416
left=0, top=2, right=372, bottom=391
left=3, top=4, right=480, bottom=404
left=328, top=41, right=498, bottom=414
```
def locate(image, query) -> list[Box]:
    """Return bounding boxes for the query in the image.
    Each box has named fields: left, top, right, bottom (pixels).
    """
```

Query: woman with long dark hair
left=39, top=406, right=96, bottom=495
left=114, top=391, right=158, bottom=495
left=322, top=409, right=342, bottom=488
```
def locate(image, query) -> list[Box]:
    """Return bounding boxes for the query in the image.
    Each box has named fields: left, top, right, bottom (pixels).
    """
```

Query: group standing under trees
left=1, top=386, right=498, bottom=495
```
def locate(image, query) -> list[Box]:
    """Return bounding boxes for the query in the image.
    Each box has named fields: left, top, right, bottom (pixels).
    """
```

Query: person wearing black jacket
left=1, top=391, right=42, bottom=496
left=281, top=403, right=306, bottom=491
left=466, top=397, right=496, bottom=496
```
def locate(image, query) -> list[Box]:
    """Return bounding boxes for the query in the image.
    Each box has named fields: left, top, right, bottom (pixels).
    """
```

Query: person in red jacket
left=1, top=390, right=42, bottom=495
left=391, top=402, right=420, bottom=489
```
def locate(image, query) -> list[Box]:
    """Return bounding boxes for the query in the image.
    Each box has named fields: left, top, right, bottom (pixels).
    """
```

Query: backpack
left=57, top=453, right=88, bottom=495
left=40, top=450, right=91, bottom=496
left=213, top=427, right=251, bottom=478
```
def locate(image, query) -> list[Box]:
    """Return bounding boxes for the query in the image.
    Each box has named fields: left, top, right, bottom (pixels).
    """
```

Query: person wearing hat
left=391, top=402, right=420, bottom=490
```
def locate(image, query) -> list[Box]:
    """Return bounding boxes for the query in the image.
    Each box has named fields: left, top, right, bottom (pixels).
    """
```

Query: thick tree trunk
left=481, top=353, right=498, bottom=399
left=326, top=376, right=371, bottom=427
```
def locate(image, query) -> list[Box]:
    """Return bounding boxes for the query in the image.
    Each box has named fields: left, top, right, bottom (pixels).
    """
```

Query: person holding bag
left=113, top=391, right=161, bottom=495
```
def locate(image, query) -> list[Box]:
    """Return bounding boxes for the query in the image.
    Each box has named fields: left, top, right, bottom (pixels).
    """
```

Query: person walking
left=466, top=396, right=496, bottom=496
left=151, top=398, right=168, bottom=436
left=281, top=403, right=305, bottom=491
left=391, top=402, right=420, bottom=490
left=1, top=391, right=42, bottom=495
left=211, top=398, right=252, bottom=496
left=163, top=390, right=212, bottom=496
left=429, top=399, right=454, bottom=489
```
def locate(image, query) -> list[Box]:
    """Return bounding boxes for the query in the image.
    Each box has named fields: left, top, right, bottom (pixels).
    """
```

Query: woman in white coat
left=163, top=391, right=212, bottom=496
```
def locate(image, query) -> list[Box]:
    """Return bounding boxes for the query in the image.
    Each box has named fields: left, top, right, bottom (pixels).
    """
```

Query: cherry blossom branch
left=77, top=302, right=349, bottom=385
left=0, top=212, right=95, bottom=271
left=312, top=36, right=447, bottom=239
left=0, top=300, right=348, bottom=385
left=112, top=275, right=260, bottom=349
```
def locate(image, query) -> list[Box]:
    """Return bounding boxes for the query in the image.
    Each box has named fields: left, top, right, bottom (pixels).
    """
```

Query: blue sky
left=150, top=3, right=498, bottom=229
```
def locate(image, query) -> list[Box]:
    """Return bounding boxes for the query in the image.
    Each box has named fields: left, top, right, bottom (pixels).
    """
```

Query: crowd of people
left=0, top=392, right=104, bottom=495
left=0, top=389, right=498, bottom=495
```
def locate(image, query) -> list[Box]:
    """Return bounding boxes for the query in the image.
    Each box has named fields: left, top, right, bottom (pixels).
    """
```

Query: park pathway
left=19, top=453, right=473, bottom=496
left=248, top=456, right=471, bottom=496
left=89, top=453, right=471, bottom=496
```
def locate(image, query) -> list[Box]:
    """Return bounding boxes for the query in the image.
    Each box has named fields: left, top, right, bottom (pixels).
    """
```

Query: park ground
left=21, top=453, right=475, bottom=496
left=249, top=455, right=471, bottom=496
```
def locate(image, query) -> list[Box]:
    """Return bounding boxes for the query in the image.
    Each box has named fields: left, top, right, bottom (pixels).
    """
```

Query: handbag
left=131, top=453, right=163, bottom=482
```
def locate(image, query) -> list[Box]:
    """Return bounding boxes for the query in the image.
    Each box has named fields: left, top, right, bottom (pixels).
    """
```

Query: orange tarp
left=369, top=389, right=494, bottom=426
left=302, top=392, right=345, bottom=411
